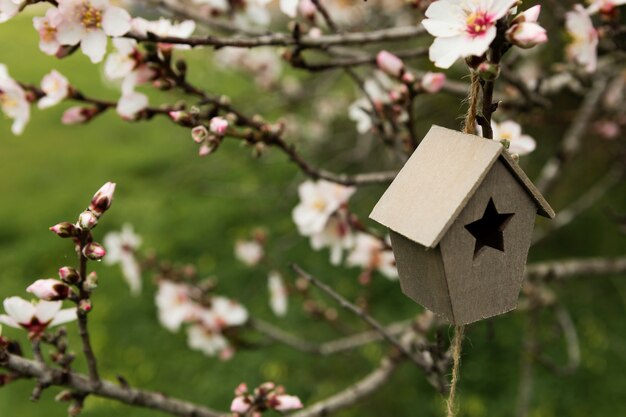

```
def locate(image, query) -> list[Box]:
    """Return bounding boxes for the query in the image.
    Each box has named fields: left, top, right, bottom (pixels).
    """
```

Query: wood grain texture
left=439, top=161, right=537, bottom=325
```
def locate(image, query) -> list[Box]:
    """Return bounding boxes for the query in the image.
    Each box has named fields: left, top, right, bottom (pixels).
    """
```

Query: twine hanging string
left=446, top=71, right=480, bottom=417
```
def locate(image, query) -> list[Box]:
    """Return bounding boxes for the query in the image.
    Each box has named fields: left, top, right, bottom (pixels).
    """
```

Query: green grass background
left=1, top=9, right=626, bottom=417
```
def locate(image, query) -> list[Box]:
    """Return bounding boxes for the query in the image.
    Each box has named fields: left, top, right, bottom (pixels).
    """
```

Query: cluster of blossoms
left=292, top=180, right=398, bottom=281
left=349, top=58, right=446, bottom=135
left=190, top=117, right=230, bottom=156
left=230, top=382, right=303, bottom=416
left=0, top=182, right=116, bottom=340
left=155, top=280, right=248, bottom=359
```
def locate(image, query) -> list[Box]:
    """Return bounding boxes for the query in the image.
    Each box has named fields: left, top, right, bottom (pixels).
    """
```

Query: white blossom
left=346, top=233, right=398, bottom=280
left=268, top=271, right=288, bottom=317
left=38, top=70, right=70, bottom=109
left=309, top=215, right=354, bottom=265
left=186, top=324, right=230, bottom=357
left=155, top=281, right=196, bottom=332
left=491, top=120, right=536, bottom=156
left=131, top=18, right=195, bottom=50
left=422, top=0, right=518, bottom=68
left=235, top=239, right=264, bottom=266
left=56, top=0, right=132, bottom=63
left=0, top=64, right=30, bottom=135
left=292, top=180, right=355, bottom=236
left=0, top=297, right=76, bottom=334
left=33, top=7, right=63, bottom=55
left=565, top=5, right=598, bottom=73
left=0, top=0, right=20, bottom=23
left=104, top=224, right=142, bottom=295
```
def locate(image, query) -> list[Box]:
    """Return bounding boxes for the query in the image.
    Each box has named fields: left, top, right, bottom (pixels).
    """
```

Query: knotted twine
left=445, top=72, right=480, bottom=417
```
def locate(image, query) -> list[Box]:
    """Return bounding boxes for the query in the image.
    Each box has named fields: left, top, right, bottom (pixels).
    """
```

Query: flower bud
left=79, top=299, right=92, bottom=313
left=84, top=272, right=98, bottom=291
left=58, top=266, right=80, bottom=285
left=512, top=5, right=541, bottom=24
left=506, top=22, right=548, bottom=49
left=61, top=107, right=98, bottom=125
left=420, top=72, right=446, bottom=93
left=78, top=210, right=98, bottom=230
left=49, top=222, right=77, bottom=238
left=89, top=182, right=116, bottom=216
left=83, top=242, right=106, bottom=260
left=476, top=62, right=500, bottom=81
left=376, top=50, right=405, bottom=78
left=168, top=110, right=190, bottom=123
left=27, top=279, right=70, bottom=301
left=191, top=125, right=209, bottom=144
left=209, top=117, right=228, bottom=135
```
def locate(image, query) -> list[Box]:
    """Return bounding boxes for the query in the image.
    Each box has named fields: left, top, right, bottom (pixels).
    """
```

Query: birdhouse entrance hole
left=464, top=198, right=515, bottom=259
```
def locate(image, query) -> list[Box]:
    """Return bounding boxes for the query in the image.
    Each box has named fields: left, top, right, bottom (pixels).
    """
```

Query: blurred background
left=1, top=5, right=626, bottom=417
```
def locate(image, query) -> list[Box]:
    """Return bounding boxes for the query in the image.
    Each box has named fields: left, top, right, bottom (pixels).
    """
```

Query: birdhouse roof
left=369, top=125, right=555, bottom=248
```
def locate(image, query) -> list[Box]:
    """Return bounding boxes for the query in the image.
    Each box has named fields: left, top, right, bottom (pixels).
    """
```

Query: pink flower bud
left=62, top=107, right=97, bottom=125
left=230, top=397, right=251, bottom=413
left=513, top=5, right=541, bottom=24
left=376, top=50, right=405, bottom=78
left=191, top=125, right=209, bottom=143
left=209, top=117, right=228, bottom=135
left=83, top=242, right=106, bottom=260
left=59, top=266, right=80, bottom=284
left=168, top=110, right=189, bottom=123
left=84, top=271, right=98, bottom=291
left=79, top=299, right=92, bottom=313
left=27, top=279, right=70, bottom=301
left=78, top=211, right=98, bottom=230
left=420, top=72, right=446, bottom=93
left=273, top=394, right=303, bottom=411
left=235, top=383, right=248, bottom=396
left=299, top=0, right=317, bottom=20
left=49, top=222, right=77, bottom=238
left=89, top=182, right=116, bottom=216
left=506, top=22, right=548, bottom=49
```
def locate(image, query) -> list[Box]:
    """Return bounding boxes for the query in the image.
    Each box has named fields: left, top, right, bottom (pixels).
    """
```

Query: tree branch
left=525, top=256, right=626, bottom=281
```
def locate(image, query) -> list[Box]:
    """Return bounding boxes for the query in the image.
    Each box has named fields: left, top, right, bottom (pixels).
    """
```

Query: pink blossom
left=58, top=266, right=79, bottom=284
left=420, top=72, right=446, bottom=93
left=565, top=5, right=598, bottom=73
left=49, top=222, right=77, bottom=238
left=191, top=125, right=209, bottom=143
left=0, top=297, right=76, bottom=336
left=33, top=7, right=63, bottom=55
left=56, top=0, right=132, bottom=63
left=89, top=181, right=116, bottom=216
left=209, top=117, right=228, bottom=135
left=422, top=0, right=518, bottom=68
left=39, top=70, right=70, bottom=109
left=299, top=0, right=317, bottom=19
left=230, top=396, right=251, bottom=413
left=506, top=6, right=547, bottom=49
left=27, top=279, right=70, bottom=301
left=587, top=0, right=626, bottom=15
left=376, top=50, right=405, bottom=78
left=61, top=106, right=97, bottom=125
left=273, top=394, right=303, bottom=411
left=105, top=38, right=153, bottom=88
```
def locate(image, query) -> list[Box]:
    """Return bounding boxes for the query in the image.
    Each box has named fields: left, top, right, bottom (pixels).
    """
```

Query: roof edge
left=499, top=151, right=556, bottom=219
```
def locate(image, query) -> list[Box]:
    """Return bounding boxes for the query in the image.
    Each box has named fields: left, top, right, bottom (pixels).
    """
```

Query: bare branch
left=525, top=256, right=626, bottom=281
left=0, top=351, right=225, bottom=417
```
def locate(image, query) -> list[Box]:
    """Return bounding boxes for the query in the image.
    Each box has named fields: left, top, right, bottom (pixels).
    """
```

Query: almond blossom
left=376, top=50, right=405, bottom=78
left=587, top=0, right=626, bottom=14
left=116, top=88, right=148, bottom=120
left=196, top=296, right=249, bottom=330
left=104, top=38, right=153, bottom=86
left=186, top=324, right=230, bottom=357
left=309, top=214, right=354, bottom=265
left=346, top=233, right=398, bottom=281
left=268, top=271, right=288, bottom=317
left=33, top=7, right=63, bottom=55
left=506, top=5, right=548, bottom=49
left=0, top=64, right=30, bottom=135
left=155, top=281, right=197, bottom=332
left=422, top=0, right=518, bottom=68
left=491, top=120, right=536, bottom=155
left=420, top=72, right=446, bottom=93
left=565, top=5, right=598, bottom=73
left=26, top=279, right=70, bottom=301
left=38, top=70, right=70, bottom=109
left=103, top=224, right=142, bottom=296
left=235, top=239, right=264, bottom=266
left=0, top=297, right=76, bottom=336
left=56, top=0, right=132, bottom=63
left=0, top=0, right=20, bottom=23
left=292, top=180, right=355, bottom=236
left=230, top=382, right=303, bottom=416
left=280, top=0, right=299, bottom=17
left=131, top=18, right=195, bottom=51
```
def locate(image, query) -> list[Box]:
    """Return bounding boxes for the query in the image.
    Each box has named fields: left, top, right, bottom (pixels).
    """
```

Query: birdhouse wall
left=389, top=231, right=453, bottom=320
left=439, top=160, right=537, bottom=325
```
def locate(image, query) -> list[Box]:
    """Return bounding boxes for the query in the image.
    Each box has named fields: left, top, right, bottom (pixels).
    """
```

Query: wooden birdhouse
left=370, top=126, right=555, bottom=325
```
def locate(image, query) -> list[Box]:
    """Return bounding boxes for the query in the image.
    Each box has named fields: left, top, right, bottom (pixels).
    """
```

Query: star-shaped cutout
left=464, top=198, right=515, bottom=259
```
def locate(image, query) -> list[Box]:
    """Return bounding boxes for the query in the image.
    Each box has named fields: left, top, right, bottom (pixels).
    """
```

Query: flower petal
left=81, top=30, right=108, bottom=63
left=102, top=6, right=131, bottom=37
